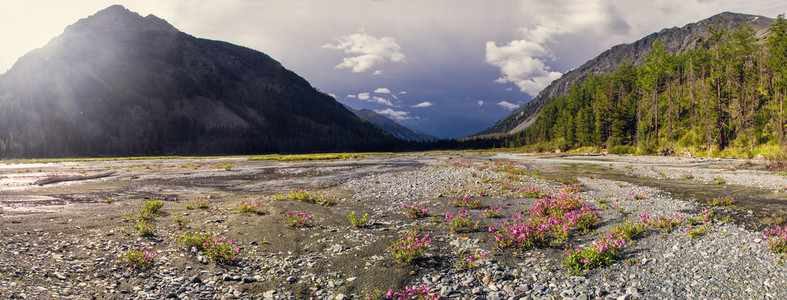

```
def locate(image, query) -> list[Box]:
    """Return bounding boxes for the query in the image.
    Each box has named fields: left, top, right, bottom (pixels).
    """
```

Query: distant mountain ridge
left=478, top=12, right=776, bottom=137
left=344, top=106, right=437, bottom=141
left=0, top=5, right=396, bottom=157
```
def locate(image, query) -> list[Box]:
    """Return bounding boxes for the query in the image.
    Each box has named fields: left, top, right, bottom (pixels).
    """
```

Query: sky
left=2, top=1, right=787, bottom=138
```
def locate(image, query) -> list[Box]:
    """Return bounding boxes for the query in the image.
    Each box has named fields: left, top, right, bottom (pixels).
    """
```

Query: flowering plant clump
left=235, top=200, right=267, bottom=215
left=275, top=189, right=336, bottom=206
left=529, top=193, right=583, bottom=218
left=681, top=173, right=694, bottom=180
left=445, top=210, right=480, bottom=233
left=384, top=285, right=438, bottom=300
left=117, top=245, right=156, bottom=270
left=630, top=190, right=649, bottom=200
left=401, top=202, right=430, bottom=219
left=563, top=235, right=626, bottom=274
left=138, top=199, right=164, bottom=221
left=348, top=211, right=370, bottom=227
left=450, top=195, right=484, bottom=209
left=203, top=236, right=242, bottom=265
left=708, top=195, right=735, bottom=206
left=389, top=228, right=432, bottom=264
left=588, top=174, right=599, bottom=179
left=185, top=197, right=210, bottom=209
left=171, top=215, right=191, bottom=228
left=765, top=226, right=787, bottom=255
left=453, top=250, right=489, bottom=270
left=285, top=212, right=315, bottom=228
left=645, top=214, right=684, bottom=233
left=482, top=205, right=504, bottom=218
left=176, top=232, right=241, bottom=264
left=561, top=183, right=583, bottom=193
left=490, top=214, right=545, bottom=250
left=713, top=176, right=726, bottom=185
left=610, top=220, right=648, bottom=241
left=134, top=219, right=155, bottom=237
left=518, top=186, right=546, bottom=198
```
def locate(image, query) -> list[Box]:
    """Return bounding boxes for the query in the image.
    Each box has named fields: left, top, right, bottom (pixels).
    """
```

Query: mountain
left=344, top=106, right=437, bottom=141
left=478, top=12, right=776, bottom=138
left=0, top=5, right=397, bottom=158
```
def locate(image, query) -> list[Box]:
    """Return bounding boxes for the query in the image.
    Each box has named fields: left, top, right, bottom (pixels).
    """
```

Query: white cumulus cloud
left=374, top=88, right=391, bottom=94
left=478, top=100, right=485, bottom=106
left=372, top=96, right=394, bottom=106
left=357, top=93, right=370, bottom=100
left=485, top=38, right=562, bottom=97
left=323, top=29, right=406, bottom=73
left=496, top=101, right=519, bottom=111
left=375, top=108, right=411, bottom=121
left=412, top=102, right=433, bottom=108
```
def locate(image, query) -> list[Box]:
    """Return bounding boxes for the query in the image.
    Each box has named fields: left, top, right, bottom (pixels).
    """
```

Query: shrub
left=285, top=212, right=314, bottom=228
left=389, top=228, right=432, bottom=264
left=117, top=245, right=156, bottom=269
left=235, top=200, right=267, bottom=215
left=348, top=212, right=369, bottom=228
left=563, top=236, right=626, bottom=275
left=445, top=210, right=480, bottom=233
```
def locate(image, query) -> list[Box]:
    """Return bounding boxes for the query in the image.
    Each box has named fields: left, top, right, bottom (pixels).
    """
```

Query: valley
left=1, top=152, right=786, bottom=299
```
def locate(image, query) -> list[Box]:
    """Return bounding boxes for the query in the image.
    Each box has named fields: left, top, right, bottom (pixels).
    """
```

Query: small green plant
left=134, top=220, right=155, bottom=237
left=453, top=250, right=488, bottom=270
left=176, top=232, right=242, bottom=264
left=348, top=212, right=370, bottom=227
left=274, top=189, right=336, bottom=206
left=588, top=174, right=599, bottom=179
left=235, top=200, right=267, bottom=215
left=285, top=212, right=314, bottom=228
left=445, top=210, right=480, bottom=233
left=100, top=197, right=115, bottom=204
left=518, top=186, right=546, bottom=198
left=685, top=225, right=709, bottom=238
left=117, top=245, right=156, bottom=269
left=713, top=176, right=726, bottom=185
left=681, top=173, right=694, bottom=180
left=610, top=220, right=647, bottom=241
left=482, top=205, right=503, bottom=218
left=617, top=182, right=627, bottom=187
left=563, top=236, right=626, bottom=275
left=138, top=199, right=164, bottom=221
left=185, top=198, right=210, bottom=210
left=172, top=215, right=190, bottom=228
left=560, top=183, right=583, bottom=193
left=708, top=195, right=735, bottom=206
left=389, top=228, right=432, bottom=264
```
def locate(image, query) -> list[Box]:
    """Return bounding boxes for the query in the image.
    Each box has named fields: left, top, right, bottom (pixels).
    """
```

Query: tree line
left=505, top=15, right=787, bottom=157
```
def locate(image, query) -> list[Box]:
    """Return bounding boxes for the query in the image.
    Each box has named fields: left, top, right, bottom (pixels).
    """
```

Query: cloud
left=357, top=93, right=370, bottom=100
left=374, top=88, right=391, bottom=94
left=485, top=39, right=562, bottom=96
left=496, top=101, right=519, bottom=111
left=323, top=29, right=406, bottom=73
left=412, top=102, right=433, bottom=108
left=399, top=91, right=407, bottom=94
left=347, top=94, right=357, bottom=98
left=477, top=100, right=485, bottom=106
left=375, top=108, right=411, bottom=121
left=372, top=96, right=394, bottom=106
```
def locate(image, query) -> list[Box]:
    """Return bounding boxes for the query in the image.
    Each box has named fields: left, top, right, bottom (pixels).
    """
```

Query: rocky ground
left=1, top=152, right=787, bottom=299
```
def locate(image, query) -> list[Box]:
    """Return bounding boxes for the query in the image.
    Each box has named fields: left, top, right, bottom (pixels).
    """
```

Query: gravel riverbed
left=1, top=153, right=786, bottom=299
